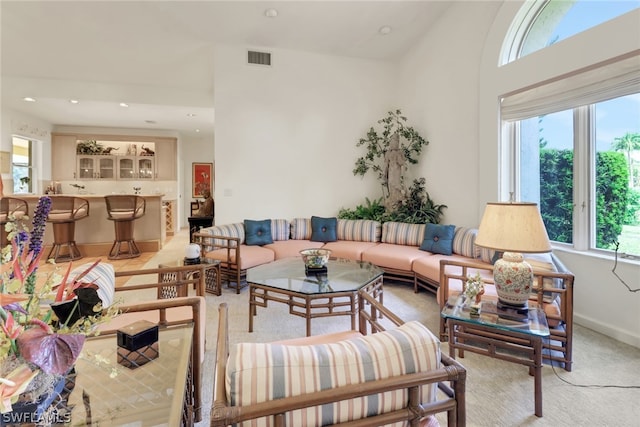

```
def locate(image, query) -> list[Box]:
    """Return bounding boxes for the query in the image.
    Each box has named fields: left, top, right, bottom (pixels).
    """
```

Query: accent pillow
left=419, top=224, right=455, bottom=255
left=244, top=219, right=274, bottom=246
left=310, top=216, right=337, bottom=242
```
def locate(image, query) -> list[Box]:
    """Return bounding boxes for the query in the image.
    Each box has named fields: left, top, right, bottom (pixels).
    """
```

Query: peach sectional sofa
left=195, top=217, right=575, bottom=369
left=194, top=218, right=487, bottom=293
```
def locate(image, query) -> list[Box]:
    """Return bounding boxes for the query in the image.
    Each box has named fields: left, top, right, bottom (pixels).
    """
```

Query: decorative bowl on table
left=299, top=248, right=332, bottom=269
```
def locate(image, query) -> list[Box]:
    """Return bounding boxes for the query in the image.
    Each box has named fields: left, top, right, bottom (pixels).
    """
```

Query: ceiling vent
left=248, top=50, right=272, bottom=66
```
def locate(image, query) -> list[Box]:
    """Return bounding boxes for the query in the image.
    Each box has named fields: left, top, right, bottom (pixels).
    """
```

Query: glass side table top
left=65, top=324, right=193, bottom=426
left=441, top=295, right=550, bottom=337
left=247, top=257, right=383, bottom=294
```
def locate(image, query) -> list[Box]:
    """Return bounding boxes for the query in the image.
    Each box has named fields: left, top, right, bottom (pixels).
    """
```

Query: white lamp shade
left=475, top=202, right=551, bottom=253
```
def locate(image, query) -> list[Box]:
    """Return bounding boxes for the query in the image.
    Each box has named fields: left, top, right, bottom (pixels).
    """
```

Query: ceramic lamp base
left=493, top=251, right=533, bottom=307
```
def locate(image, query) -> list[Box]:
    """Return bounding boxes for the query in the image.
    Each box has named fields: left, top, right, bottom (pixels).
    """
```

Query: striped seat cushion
left=336, top=219, right=382, bottom=242
left=226, top=321, right=441, bottom=427
left=382, top=222, right=426, bottom=247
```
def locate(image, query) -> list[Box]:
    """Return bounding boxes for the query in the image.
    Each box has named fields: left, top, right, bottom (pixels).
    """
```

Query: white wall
left=397, top=1, right=502, bottom=228
left=394, top=1, right=640, bottom=346
left=212, top=44, right=394, bottom=225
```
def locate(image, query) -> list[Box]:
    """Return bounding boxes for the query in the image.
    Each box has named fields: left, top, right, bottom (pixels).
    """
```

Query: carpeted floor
left=144, top=229, right=640, bottom=427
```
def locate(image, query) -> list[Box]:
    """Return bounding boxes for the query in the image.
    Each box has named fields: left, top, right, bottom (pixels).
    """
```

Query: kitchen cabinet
left=154, top=139, right=177, bottom=180
left=117, top=156, right=155, bottom=180
left=77, top=155, right=116, bottom=179
left=52, top=134, right=79, bottom=180
left=51, top=133, right=177, bottom=181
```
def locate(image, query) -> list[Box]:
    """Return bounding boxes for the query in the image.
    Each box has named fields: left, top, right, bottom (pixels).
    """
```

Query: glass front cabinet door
left=117, top=156, right=155, bottom=179
left=138, top=157, right=154, bottom=180
left=77, top=155, right=115, bottom=179
left=118, top=156, right=136, bottom=179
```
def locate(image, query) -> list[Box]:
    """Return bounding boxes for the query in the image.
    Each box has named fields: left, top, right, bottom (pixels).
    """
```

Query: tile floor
left=34, top=232, right=184, bottom=288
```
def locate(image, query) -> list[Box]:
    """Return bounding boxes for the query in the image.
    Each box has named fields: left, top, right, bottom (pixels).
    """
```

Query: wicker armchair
left=212, top=290, right=467, bottom=427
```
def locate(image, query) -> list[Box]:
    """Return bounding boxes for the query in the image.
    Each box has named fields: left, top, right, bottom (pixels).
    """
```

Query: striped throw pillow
left=478, top=247, right=497, bottom=264
left=226, top=320, right=440, bottom=427
left=452, top=227, right=478, bottom=258
left=382, top=222, right=426, bottom=246
left=271, top=219, right=290, bottom=241
left=201, top=223, right=245, bottom=247
left=336, top=219, right=382, bottom=242
left=290, top=218, right=312, bottom=240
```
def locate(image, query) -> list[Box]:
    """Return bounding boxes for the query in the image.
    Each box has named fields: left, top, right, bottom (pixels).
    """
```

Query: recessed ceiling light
left=264, top=8, right=278, bottom=18
left=23, top=97, right=36, bottom=102
left=69, top=99, right=79, bottom=104
left=187, top=113, right=196, bottom=117
left=379, top=26, right=392, bottom=35
left=195, top=129, right=200, bottom=133
left=119, top=102, right=129, bottom=108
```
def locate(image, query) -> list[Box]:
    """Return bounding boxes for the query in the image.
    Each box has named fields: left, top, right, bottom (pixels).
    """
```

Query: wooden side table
left=441, top=295, right=550, bottom=417
left=158, top=258, right=221, bottom=296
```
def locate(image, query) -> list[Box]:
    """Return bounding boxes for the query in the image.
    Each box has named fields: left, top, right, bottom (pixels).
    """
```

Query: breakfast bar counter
left=17, top=194, right=165, bottom=256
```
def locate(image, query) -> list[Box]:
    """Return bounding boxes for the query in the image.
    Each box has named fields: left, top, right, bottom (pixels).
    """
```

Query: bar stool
left=0, top=197, right=29, bottom=247
left=105, top=195, right=146, bottom=259
left=46, top=196, right=90, bottom=262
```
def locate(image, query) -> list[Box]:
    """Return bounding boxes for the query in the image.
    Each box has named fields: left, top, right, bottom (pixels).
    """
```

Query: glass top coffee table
left=247, top=257, right=384, bottom=336
left=441, top=294, right=550, bottom=417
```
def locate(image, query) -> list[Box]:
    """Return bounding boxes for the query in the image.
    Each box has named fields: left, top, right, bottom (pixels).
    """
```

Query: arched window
left=502, top=0, right=638, bottom=64
left=500, top=1, right=640, bottom=258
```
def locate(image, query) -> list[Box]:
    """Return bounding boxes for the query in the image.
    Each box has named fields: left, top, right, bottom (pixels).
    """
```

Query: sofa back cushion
left=270, top=219, right=290, bottom=241
left=226, top=321, right=441, bottom=427
left=382, top=222, right=426, bottom=247
left=201, top=223, right=245, bottom=247
left=290, top=218, right=312, bottom=240
left=452, top=227, right=479, bottom=258
left=337, top=219, right=382, bottom=242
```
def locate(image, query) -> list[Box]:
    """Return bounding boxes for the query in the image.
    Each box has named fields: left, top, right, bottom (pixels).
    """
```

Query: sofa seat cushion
left=226, top=320, right=441, bottom=427
left=362, top=243, right=426, bottom=272
left=413, top=254, right=490, bottom=284
left=322, top=241, right=379, bottom=261
left=203, top=245, right=275, bottom=270
left=264, top=240, right=324, bottom=260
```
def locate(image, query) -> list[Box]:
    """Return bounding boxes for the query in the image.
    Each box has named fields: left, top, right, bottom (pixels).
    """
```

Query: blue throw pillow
left=310, top=216, right=337, bottom=242
left=244, top=219, right=274, bottom=246
left=419, top=224, right=455, bottom=255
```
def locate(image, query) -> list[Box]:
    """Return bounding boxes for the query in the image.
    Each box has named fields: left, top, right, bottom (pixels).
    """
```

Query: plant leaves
left=17, top=328, right=85, bottom=375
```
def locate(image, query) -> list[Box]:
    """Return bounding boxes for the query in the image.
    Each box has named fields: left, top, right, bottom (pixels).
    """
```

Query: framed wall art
left=192, top=162, right=213, bottom=198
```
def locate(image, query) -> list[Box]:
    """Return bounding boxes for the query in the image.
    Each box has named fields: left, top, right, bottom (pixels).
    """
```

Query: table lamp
left=475, top=202, right=551, bottom=312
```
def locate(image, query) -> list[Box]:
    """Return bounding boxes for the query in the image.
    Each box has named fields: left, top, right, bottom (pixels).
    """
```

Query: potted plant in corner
left=343, top=109, right=447, bottom=224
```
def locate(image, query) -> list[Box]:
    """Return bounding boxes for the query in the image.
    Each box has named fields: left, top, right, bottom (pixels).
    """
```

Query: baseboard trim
left=43, top=240, right=161, bottom=258
left=575, top=313, right=640, bottom=349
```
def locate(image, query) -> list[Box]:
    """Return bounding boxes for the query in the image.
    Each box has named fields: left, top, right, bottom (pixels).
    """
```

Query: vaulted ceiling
left=1, top=1, right=453, bottom=138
